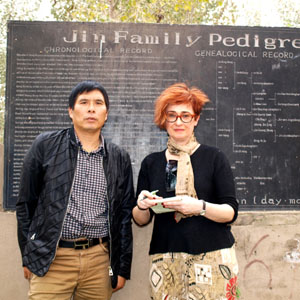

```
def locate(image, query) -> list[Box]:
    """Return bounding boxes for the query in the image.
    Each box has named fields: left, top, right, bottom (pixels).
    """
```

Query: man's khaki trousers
left=28, top=242, right=112, bottom=300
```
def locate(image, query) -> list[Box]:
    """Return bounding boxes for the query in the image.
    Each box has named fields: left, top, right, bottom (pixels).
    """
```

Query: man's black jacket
left=16, top=127, right=135, bottom=288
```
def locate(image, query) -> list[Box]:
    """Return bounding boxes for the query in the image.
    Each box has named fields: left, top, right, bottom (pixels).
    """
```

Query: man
left=16, top=80, right=135, bottom=300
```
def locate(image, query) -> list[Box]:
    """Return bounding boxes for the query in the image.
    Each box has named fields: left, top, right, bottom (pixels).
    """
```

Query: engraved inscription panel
left=4, top=21, right=300, bottom=210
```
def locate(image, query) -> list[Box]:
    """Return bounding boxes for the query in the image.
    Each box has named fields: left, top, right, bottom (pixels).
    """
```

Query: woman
left=132, top=83, right=239, bottom=300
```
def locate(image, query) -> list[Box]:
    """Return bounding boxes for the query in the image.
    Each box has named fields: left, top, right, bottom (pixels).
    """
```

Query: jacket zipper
left=104, top=149, right=113, bottom=277
left=51, top=148, right=79, bottom=265
left=107, top=192, right=113, bottom=276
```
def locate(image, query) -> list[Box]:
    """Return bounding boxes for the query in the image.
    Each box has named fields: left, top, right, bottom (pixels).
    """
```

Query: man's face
left=68, top=89, right=108, bottom=134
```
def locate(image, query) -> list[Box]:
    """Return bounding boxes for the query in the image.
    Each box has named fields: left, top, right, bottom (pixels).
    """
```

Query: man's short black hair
left=69, top=80, right=109, bottom=110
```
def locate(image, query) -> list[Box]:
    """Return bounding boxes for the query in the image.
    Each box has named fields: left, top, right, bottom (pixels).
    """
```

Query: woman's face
left=165, top=103, right=199, bottom=145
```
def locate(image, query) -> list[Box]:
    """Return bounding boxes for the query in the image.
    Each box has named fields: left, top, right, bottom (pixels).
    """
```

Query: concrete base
left=1, top=211, right=300, bottom=300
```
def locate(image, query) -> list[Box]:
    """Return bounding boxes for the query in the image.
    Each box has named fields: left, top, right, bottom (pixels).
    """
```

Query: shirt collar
left=75, top=132, right=105, bottom=155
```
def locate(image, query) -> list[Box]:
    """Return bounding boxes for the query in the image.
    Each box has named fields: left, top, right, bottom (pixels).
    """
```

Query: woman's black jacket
left=16, top=127, right=135, bottom=288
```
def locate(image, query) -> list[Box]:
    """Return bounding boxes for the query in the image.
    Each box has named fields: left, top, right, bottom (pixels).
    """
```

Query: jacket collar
left=69, top=126, right=107, bottom=157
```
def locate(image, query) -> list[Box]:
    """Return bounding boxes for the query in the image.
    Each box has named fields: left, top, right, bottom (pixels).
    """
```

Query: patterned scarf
left=167, top=133, right=199, bottom=222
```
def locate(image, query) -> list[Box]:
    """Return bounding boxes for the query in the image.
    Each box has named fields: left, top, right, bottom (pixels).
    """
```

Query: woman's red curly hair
left=154, top=83, right=210, bottom=130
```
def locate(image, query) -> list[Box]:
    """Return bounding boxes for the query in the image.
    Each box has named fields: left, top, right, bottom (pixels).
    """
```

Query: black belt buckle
left=74, top=239, right=90, bottom=250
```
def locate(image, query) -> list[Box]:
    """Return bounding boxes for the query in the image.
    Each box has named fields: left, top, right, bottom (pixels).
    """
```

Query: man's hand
left=23, top=267, right=32, bottom=280
left=112, top=275, right=126, bottom=292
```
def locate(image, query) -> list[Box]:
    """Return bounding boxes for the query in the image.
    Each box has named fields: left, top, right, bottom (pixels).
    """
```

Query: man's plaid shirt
left=61, top=135, right=108, bottom=239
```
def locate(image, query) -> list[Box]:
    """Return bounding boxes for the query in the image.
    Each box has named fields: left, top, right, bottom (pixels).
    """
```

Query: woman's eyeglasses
left=165, top=111, right=196, bottom=123
left=165, top=160, right=177, bottom=192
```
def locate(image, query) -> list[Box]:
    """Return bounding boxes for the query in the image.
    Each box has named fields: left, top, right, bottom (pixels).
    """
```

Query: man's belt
left=58, top=237, right=109, bottom=250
